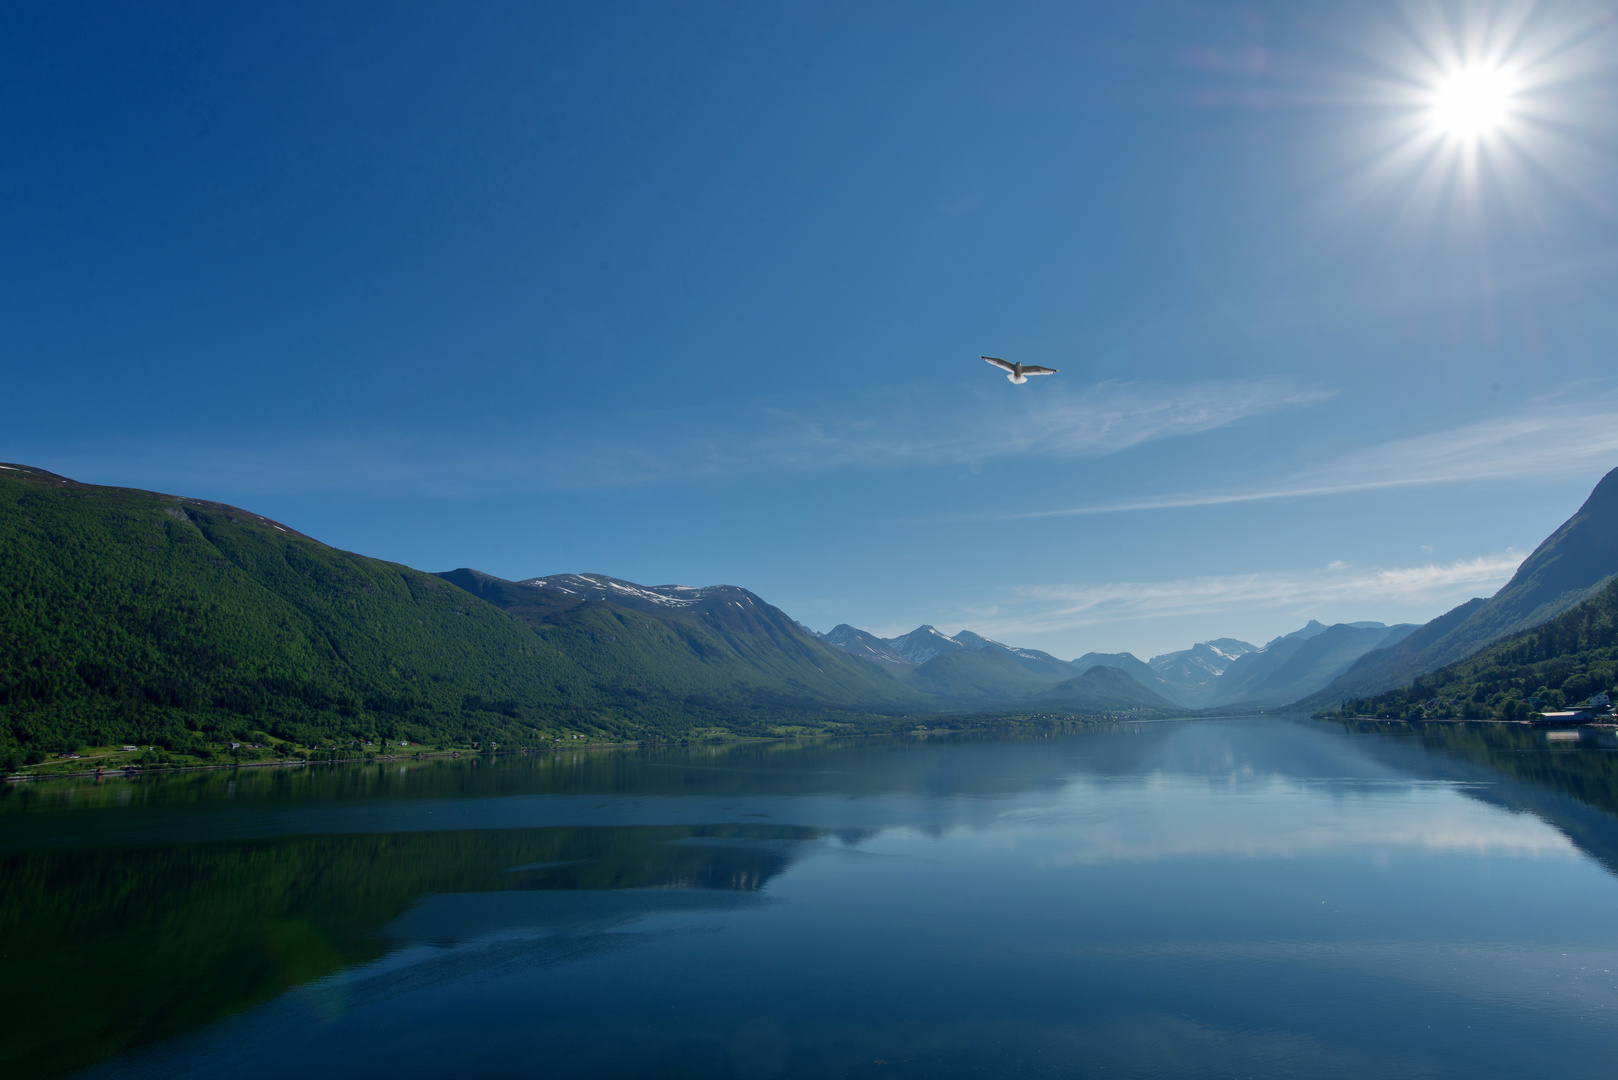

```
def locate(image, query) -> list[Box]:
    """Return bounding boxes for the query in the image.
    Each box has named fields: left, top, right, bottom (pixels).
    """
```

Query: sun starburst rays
left=1291, top=0, right=1617, bottom=292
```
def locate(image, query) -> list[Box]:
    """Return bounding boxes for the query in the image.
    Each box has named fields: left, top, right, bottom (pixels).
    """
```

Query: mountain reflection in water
left=1335, top=719, right=1618, bottom=877
left=4, top=720, right=1618, bottom=1079
left=0, top=822, right=822, bottom=1076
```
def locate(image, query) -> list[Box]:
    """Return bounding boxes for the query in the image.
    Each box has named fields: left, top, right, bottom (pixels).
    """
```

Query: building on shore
left=1535, top=709, right=1595, bottom=726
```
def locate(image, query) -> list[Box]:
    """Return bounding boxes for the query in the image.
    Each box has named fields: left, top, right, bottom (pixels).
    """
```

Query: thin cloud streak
left=994, top=386, right=1618, bottom=520
left=24, top=377, right=1329, bottom=497
left=743, top=378, right=1331, bottom=471
left=963, top=551, right=1524, bottom=641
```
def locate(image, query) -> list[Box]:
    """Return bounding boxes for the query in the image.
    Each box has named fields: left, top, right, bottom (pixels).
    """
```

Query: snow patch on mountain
left=883, top=625, right=972, bottom=664
left=519, top=573, right=745, bottom=609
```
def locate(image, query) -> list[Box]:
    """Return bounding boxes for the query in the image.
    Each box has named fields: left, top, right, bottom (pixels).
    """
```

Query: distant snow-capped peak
left=518, top=573, right=755, bottom=610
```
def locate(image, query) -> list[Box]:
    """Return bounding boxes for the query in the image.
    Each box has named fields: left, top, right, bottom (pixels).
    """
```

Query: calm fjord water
left=5, top=718, right=1618, bottom=1079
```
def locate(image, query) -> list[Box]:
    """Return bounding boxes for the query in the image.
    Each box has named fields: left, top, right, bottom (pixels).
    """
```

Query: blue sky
left=4, top=1, right=1617, bottom=660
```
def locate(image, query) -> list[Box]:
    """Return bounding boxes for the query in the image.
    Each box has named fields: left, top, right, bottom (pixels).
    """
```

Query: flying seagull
left=982, top=356, right=1058, bottom=384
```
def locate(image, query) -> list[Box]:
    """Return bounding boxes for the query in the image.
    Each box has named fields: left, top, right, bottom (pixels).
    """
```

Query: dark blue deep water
left=5, top=718, right=1618, bottom=1078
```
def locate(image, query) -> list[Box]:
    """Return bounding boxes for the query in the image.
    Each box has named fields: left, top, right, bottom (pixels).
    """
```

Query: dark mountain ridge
left=36, top=459, right=1615, bottom=757
left=818, top=622, right=1182, bottom=714
left=0, top=459, right=1187, bottom=765
left=431, top=568, right=926, bottom=719
left=1318, top=577, right=1618, bottom=722
left=820, top=624, right=914, bottom=667
left=1298, top=466, right=1618, bottom=709
left=1032, top=665, right=1183, bottom=712
left=1145, top=639, right=1257, bottom=706
left=1071, top=651, right=1189, bottom=704
left=1211, top=622, right=1329, bottom=703
left=950, top=632, right=1077, bottom=680
left=0, top=465, right=601, bottom=754
left=883, top=625, right=969, bottom=664
left=821, top=616, right=1405, bottom=711
left=1230, top=622, right=1416, bottom=707
left=900, top=647, right=1059, bottom=704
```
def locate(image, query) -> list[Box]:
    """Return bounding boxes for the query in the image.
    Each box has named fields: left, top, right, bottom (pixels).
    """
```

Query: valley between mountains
left=4, top=461, right=1618, bottom=766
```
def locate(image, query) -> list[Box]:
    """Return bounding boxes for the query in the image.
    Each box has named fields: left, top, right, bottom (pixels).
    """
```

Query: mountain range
left=1321, top=575, right=1618, bottom=722
left=1296, top=466, right=1618, bottom=711
left=5, top=460, right=1618, bottom=762
left=816, top=618, right=1416, bottom=711
left=0, top=464, right=1178, bottom=759
left=439, top=574, right=1179, bottom=716
left=812, top=465, right=1618, bottom=714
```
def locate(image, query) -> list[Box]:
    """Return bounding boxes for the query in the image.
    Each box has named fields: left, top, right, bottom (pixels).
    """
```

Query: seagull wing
left=1019, top=365, right=1059, bottom=376
left=981, top=356, right=1016, bottom=373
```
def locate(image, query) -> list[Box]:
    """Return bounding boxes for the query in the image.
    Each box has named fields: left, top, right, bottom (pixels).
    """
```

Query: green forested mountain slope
left=0, top=468, right=940, bottom=757
left=892, top=649, right=1178, bottom=716
left=424, top=570, right=1179, bottom=716
left=1070, top=651, right=1187, bottom=705
left=1031, top=665, right=1181, bottom=712
left=1, top=465, right=1181, bottom=761
left=434, top=569, right=924, bottom=717
left=1300, top=466, right=1618, bottom=708
left=0, top=465, right=607, bottom=754
left=820, top=624, right=914, bottom=667
left=1316, top=578, right=1618, bottom=721
left=949, top=632, right=1077, bottom=680
left=901, top=647, right=1058, bottom=703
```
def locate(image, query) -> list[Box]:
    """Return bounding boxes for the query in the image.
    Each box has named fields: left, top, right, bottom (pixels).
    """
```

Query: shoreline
left=1323, top=715, right=1618, bottom=727
left=1, top=712, right=1193, bottom=783
left=0, top=741, right=652, bottom=783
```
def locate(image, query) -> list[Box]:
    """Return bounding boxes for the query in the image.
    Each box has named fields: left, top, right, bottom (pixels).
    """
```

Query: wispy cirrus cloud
left=960, top=551, right=1524, bottom=641
left=739, top=377, right=1330, bottom=471
left=991, top=384, right=1618, bottom=520
left=24, top=377, right=1328, bottom=497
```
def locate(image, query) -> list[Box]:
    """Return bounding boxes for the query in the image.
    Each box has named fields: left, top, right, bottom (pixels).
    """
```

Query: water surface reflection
left=4, top=719, right=1618, bottom=1079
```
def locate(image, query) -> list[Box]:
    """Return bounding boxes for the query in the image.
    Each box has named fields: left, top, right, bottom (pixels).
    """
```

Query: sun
left=1314, top=3, right=1614, bottom=240
left=1428, top=66, right=1517, bottom=139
